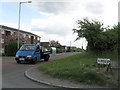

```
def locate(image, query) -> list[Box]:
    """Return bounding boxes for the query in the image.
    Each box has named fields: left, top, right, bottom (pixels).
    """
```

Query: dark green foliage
left=73, top=18, right=104, bottom=52
left=6, top=41, right=18, bottom=56
left=93, top=29, right=118, bottom=54
left=73, top=18, right=118, bottom=54
left=73, top=18, right=103, bottom=40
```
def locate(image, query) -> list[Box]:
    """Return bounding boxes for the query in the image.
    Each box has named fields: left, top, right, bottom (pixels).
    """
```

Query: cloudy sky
left=0, top=0, right=119, bottom=49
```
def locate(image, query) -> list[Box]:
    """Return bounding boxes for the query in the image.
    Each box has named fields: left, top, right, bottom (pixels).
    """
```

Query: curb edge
left=24, top=67, right=81, bottom=89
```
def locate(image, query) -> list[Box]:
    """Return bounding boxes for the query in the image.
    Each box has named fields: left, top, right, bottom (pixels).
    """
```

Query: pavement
left=24, top=65, right=108, bottom=89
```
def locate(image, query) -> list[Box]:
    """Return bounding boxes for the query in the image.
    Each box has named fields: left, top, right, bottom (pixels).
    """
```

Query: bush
left=6, top=41, right=18, bottom=56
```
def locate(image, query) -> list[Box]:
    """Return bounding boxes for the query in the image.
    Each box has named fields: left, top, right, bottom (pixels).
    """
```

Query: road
left=2, top=52, right=79, bottom=88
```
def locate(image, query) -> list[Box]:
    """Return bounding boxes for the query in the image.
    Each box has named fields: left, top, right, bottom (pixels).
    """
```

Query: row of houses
left=0, top=25, right=40, bottom=55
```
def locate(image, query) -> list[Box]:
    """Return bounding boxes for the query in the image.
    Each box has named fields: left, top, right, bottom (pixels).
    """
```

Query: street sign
left=97, top=58, right=111, bottom=65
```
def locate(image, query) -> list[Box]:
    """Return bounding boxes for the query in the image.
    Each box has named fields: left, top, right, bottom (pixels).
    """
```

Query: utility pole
left=17, top=1, right=32, bottom=49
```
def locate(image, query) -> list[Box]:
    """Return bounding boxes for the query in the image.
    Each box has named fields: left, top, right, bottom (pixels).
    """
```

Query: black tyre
left=32, top=58, right=37, bottom=64
left=44, top=54, right=49, bottom=61
left=16, top=61, right=21, bottom=64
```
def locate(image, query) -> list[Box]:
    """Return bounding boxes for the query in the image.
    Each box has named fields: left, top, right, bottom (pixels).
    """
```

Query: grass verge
left=38, top=52, right=118, bottom=87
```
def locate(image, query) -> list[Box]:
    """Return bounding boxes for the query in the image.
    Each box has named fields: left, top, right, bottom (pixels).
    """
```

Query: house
left=40, top=42, right=50, bottom=47
left=0, top=25, right=41, bottom=55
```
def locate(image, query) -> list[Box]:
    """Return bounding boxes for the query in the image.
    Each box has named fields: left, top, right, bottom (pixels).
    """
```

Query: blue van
left=15, top=44, right=50, bottom=64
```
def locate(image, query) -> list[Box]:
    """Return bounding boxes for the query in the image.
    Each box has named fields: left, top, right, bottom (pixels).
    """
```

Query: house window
left=11, top=31, right=14, bottom=35
left=37, top=37, right=40, bottom=41
left=36, top=37, right=37, bottom=40
left=1, top=39, right=4, bottom=43
left=1, top=29, right=4, bottom=34
left=0, top=38, right=4, bottom=43
left=34, top=36, right=36, bottom=39
left=23, top=34, right=26, bottom=38
left=5, top=31, right=11, bottom=36
left=29, top=35, right=31, bottom=38
left=26, top=34, right=28, bottom=37
left=0, top=48, right=4, bottom=53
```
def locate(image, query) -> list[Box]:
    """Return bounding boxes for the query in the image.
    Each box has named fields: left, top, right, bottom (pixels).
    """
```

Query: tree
left=73, top=18, right=104, bottom=52
left=73, top=18, right=118, bottom=55
left=49, top=40, right=61, bottom=47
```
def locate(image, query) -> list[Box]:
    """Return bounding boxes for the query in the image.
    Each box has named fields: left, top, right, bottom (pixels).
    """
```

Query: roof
left=41, top=42, right=49, bottom=44
left=41, top=42, right=50, bottom=46
left=0, top=25, right=40, bottom=38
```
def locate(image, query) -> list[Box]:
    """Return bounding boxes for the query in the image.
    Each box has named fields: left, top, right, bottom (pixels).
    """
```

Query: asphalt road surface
left=2, top=52, right=79, bottom=88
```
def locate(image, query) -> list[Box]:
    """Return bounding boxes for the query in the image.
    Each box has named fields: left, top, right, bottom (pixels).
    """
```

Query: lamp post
left=17, top=1, right=32, bottom=49
left=82, top=37, right=83, bottom=50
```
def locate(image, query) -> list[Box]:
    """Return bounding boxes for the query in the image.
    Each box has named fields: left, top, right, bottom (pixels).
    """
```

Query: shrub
left=6, top=41, right=18, bottom=56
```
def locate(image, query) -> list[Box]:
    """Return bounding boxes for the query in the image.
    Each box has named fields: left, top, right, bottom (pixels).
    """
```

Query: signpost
left=97, top=58, right=111, bottom=72
left=97, top=58, right=111, bottom=65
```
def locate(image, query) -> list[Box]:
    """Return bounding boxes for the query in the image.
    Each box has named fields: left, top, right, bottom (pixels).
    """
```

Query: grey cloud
left=31, top=0, right=80, bottom=15
left=38, top=2, right=70, bottom=14
left=31, top=25, right=71, bottom=36
left=32, top=1, right=72, bottom=14
left=84, top=1, right=104, bottom=14
left=29, top=0, right=104, bottom=15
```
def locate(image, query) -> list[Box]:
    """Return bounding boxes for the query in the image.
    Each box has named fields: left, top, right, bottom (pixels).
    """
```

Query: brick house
left=40, top=42, right=50, bottom=47
left=0, top=25, right=41, bottom=55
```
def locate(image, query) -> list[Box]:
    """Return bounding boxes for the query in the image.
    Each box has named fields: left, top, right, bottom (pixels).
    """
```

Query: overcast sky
left=0, top=0, right=119, bottom=49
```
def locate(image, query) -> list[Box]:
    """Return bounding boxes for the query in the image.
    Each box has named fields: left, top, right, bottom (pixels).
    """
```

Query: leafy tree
left=49, top=40, right=61, bottom=47
left=73, top=18, right=104, bottom=52
left=73, top=18, right=118, bottom=55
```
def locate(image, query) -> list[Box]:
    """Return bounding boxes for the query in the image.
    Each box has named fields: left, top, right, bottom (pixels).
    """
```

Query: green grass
left=38, top=52, right=118, bottom=87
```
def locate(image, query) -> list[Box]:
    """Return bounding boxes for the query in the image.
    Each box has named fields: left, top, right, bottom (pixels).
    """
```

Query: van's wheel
left=32, top=58, right=37, bottom=64
left=17, top=61, right=21, bottom=64
left=44, top=54, right=49, bottom=61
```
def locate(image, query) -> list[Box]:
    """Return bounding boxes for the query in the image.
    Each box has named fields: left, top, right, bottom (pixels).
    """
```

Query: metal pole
left=82, top=38, right=83, bottom=49
left=70, top=41, right=71, bottom=52
left=17, top=1, right=32, bottom=49
left=18, top=2, right=21, bottom=49
left=70, top=41, right=71, bottom=47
